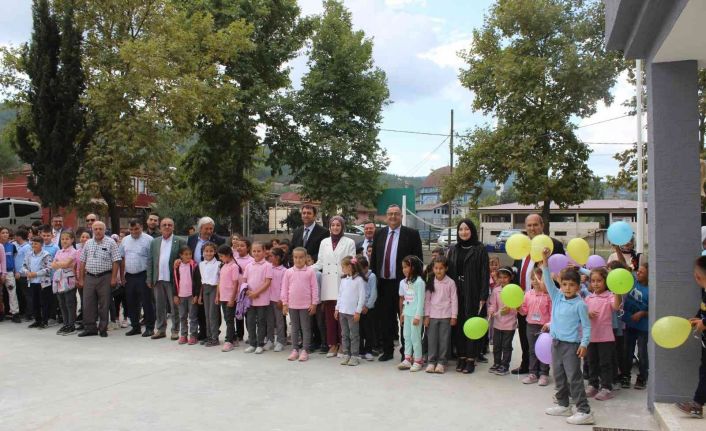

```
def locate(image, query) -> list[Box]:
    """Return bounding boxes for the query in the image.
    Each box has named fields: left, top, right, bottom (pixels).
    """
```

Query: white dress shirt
left=158, top=235, right=173, bottom=282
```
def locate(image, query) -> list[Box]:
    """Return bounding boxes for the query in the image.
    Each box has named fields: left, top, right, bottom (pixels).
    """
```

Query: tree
left=281, top=208, right=303, bottom=232
left=7, top=0, right=87, bottom=211
left=179, top=0, right=312, bottom=233
left=273, top=0, right=389, bottom=217
left=444, top=0, right=622, bottom=232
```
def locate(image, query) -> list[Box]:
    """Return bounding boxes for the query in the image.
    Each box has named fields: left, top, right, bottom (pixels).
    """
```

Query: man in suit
left=147, top=217, right=186, bottom=340
left=290, top=204, right=329, bottom=262
left=370, top=204, right=423, bottom=361
left=356, top=221, right=376, bottom=256
left=512, top=213, right=565, bottom=374
left=50, top=215, right=68, bottom=246
left=187, top=216, right=225, bottom=341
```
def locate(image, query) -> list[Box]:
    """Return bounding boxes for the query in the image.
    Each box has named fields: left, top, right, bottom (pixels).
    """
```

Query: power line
left=403, top=135, right=449, bottom=177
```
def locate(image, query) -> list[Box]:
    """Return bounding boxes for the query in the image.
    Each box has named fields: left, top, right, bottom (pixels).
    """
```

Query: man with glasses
left=120, top=219, right=154, bottom=337
left=77, top=221, right=121, bottom=337
left=84, top=214, right=111, bottom=237
left=147, top=218, right=185, bottom=340
left=50, top=215, right=66, bottom=246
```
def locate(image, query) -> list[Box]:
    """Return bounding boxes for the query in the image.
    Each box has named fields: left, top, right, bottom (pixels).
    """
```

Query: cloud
left=576, top=71, right=636, bottom=144
left=384, top=0, right=427, bottom=7
left=418, top=37, right=471, bottom=70
left=0, top=0, right=32, bottom=46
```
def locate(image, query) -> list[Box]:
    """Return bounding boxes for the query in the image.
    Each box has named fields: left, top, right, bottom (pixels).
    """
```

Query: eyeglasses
left=86, top=218, right=96, bottom=222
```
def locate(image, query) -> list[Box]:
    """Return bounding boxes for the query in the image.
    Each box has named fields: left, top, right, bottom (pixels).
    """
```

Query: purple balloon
left=548, top=254, right=569, bottom=274
left=586, top=255, right=607, bottom=270
left=535, top=333, right=553, bottom=365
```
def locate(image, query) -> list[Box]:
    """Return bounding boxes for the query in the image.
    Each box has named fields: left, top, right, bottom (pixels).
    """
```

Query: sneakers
left=255, top=346, right=264, bottom=354
left=288, top=350, right=300, bottom=361
left=120, top=319, right=129, bottom=328
left=56, top=325, right=69, bottom=335
left=538, top=375, right=549, bottom=386
left=299, top=351, right=309, bottom=362
left=545, top=405, right=573, bottom=417
left=62, top=326, right=76, bottom=336
left=621, top=377, right=631, bottom=389
left=477, top=354, right=489, bottom=363
left=340, top=355, right=351, bottom=366
left=274, top=342, right=284, bottom=352
left=634, top=378, right=646, bottom=390
left=398, top=359, right=412, bottom=370
left=425, top=364, right=436, bottom=373
left=170, top=332, right=179, bottom=341
left=676, top=401, right=704, bottom=419
left=494, top=366, right=509, bottom=376
left=222, top=342, right=234, bottom=352
left=434, top=364, right=446, bottom=374
left=594, top=388, right=614, bottom=401
left=410, top=362, right=423, bottom=372
left=364, top=353, right=374, bottom=361
left=566, top=411, right=595, bottom=425
left=178, top=336, right=188, bottom=345
left=522, top=374, right=539, bottom=384
left=263, top=340, right=273, bottom=351
left=12, top=314, right=22, bottom=323
left=205, top=339, right=220, bottom=347
left=108, top=321, right=120, bottom=331
left=348, top=357, right=360, bottom=367
left=585, top=385, right=599, bottom=398
left=488, top=364, right=499, bottom=373
left=244, top=346, right=256, bottom=353
left=233, top=340, right=239, bottom=347
left=188, top=336, right=197, bottom=345
left=28, top=321, right=40, bottom=328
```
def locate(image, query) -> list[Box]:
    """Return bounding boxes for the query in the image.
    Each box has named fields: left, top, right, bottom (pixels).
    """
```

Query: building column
left=646, top=60, right=701, bottom=407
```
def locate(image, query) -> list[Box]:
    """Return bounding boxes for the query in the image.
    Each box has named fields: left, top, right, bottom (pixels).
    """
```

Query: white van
left=0, top=198, right=43, bottom=228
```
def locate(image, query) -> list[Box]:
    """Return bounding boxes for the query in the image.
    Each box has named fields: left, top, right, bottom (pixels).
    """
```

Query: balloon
left=651, top=316, right=692, bottom=349
left=548, top=254, right=569, bottom=274
left=530, top=234, right=554, bottom=262
left=463, top=317, right=489, bottom=340
left=500, top=283, right=525, bottom=309
left=701, top=249, right=706, bottom=256
left=607, top=221, right=634, bottom=246
left=566, top=238, right=590, bottom=265
left=586, top=255, right=607, bottom=270
left=506, top=233, right=531, bottom=260
left=535, top=333, right=553, bottom=364
left=606, top=268, right=634, bottom=294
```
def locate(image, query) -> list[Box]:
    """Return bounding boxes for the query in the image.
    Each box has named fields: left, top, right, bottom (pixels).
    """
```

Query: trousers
left=339, top=313, right=360, bottom=356
left=553, top=340, right=590, bottom=414
left=493, top=329, right=514, bottom=368
left=402, top=316, right=423, bottom=361
left=154, top=281, right=178, bottom=334
left=290, top=308, right=312, bottom=352
left=427, top=318, right=451, bottom=365
left=267, top=301, right=286, bottom=345
left=57, top=290, right=77, bottom=327
left=588, top=341, right=615, bottom=390
left=177, top=296, right=199, bottom=337
left=83, top=273, right=111, bottom=332
left=202, top=284, right=220, bottom=341
left=246, top=305, right=267, bottom=347
left=526, top=323, right=550, bottom=376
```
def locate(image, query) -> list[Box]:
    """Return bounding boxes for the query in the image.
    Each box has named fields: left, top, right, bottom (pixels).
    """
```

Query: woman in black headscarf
left=446, top=218, right=489, bottom=374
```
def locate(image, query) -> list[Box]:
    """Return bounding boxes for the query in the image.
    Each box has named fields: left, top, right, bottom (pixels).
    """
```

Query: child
left=1, top=227, right=21, bottom=323
left=676, top=256, right=706, bottom=419
left=234, top=236, right=253, bottom=341
left=278, top=238, right=291, bottom=268
left=198, top=242, right=220, bottom=347
left=51, top=231, right=79, bottom=335
left=267, top=248, right=287, bottom=352
left=281, top=247, right=319, bottom=362
left=334, top=255, right=367, bottom=366
left=22, top=237, right=53, bottom=329
left=487, top=266, right=518, bottom=376
left=14, top=228, right=32, bottom=322
left=582, top=268, right=620, bottom=400
left=485, top=255, right=502, bottom=358
left=365, top=243, right=373, bottom=264
left=359, top=255, right=377, bottom=361
left=542, top=248, right=594, bottom=425
left=41, top=225, right=59, bottom=259
left=519, top=266, right=552, bottom=385
left=423, top=255, right=458, bottom=374
left=618, top=262, right=649, bottom=390
left=243, top=242, right=272, bottom=354
left=173, top=245, right=200, bottom=345
left=307, top=253, right=327, bottom=354
left=215, top=245, right=240, bottom=351
left=397, top=255, right=425, bottom=372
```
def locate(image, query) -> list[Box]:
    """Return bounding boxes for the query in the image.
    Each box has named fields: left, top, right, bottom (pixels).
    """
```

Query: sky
left=0, top=0, right=636, bottom=178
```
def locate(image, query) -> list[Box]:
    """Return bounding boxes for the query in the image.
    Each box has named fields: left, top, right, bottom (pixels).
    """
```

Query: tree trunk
left=541, top=198, right=551, bottom=235
left=231, top=199, right=243, bottom=235
left=100, top=188, right=121, bottom=234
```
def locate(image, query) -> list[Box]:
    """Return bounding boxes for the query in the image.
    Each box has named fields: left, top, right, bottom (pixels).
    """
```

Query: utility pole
left=448, top=109, right=454, bottom=243
left=636, top=59, right=645, bottom=256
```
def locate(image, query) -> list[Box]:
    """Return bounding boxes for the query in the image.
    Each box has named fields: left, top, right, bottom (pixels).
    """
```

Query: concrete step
left=654, top=402, right=704, bottom=431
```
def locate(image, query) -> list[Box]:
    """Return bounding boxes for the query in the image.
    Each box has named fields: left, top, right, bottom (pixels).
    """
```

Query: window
left=490, top=230, right=502, bottom=236
left=483, top=214, right=511, bottom=223
left=137, top=179, right=146, bottom=194
left=0, top=203, right=9, bottom=218
left=554, top=231, right=567, bottom=236
left=14, top=203, right=40, bottom=217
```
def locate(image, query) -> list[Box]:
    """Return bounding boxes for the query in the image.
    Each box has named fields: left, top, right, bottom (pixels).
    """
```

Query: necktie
left=384, top=230, right=395, bottom=279
left=520, top=256, right=531, bottom=291
left=303, top=228, right=310, bottom=247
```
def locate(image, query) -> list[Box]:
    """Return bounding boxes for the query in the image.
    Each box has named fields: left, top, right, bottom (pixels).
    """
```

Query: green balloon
left=463, top=317, right=489, bottom=340
left=500, top=283, right=525, bottom=308
left=607, top=268, right=634, bottom=295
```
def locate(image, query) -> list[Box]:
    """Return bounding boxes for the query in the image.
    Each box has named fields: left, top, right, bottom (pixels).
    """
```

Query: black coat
left=187, top=233, right=226, bottom=258
left=290, top=223, right=329, bottom=262
left=370, top=225, right=423, bottom=281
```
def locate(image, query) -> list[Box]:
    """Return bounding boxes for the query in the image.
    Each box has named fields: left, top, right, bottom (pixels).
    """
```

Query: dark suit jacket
left=513, top=237, right=565, bottom=284
left=370, top=225, right=423, bottom=281
left=356, top=236, right=374, bottom=255
left=291, top=223, right=329, bottom=262
left=187, top=233, right=226, bottom=258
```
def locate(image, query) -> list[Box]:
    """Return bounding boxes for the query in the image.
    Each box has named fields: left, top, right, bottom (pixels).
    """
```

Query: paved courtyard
left=1, top=323, right=657, bottom=431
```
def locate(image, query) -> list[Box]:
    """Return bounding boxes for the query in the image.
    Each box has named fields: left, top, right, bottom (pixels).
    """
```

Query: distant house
left=413, top=166, right=471, bottom=228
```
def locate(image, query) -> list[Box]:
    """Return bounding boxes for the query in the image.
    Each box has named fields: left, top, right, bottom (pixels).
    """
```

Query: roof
left=279, top=192, right=302, bottom=203
left=478, top=200, right=646, bottom=212
left=421, top=166, right=451, bottom=188
left=417, top=202, right=447, bottom=211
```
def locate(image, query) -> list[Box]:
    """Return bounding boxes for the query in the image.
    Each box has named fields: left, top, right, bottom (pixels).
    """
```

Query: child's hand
left=576, top=346, right=587, bottom=358
left=690, top=317, right=705, bottom=332
left=423, top=317, right=430, bottom=328
left=588, top=310, right=598, bottom=319
left=215, top=298, right=219, bottom=305
left=198, top=296, right=203, bottom=305
left=412, top=317, right=420, bottom=326
left=247, top=291, right=259, bottom=299
left=173, top=296, right=180, bottom=305
left=334, top=310, right=339, bottom=320
left=192, top=297, right=198, bottom=305
left=500, top=306, right=510, bottom=316
left=275, top=301, right=283, bottom=310
left=450, top=318, right=457, bottom=327
left=308, top=304, right=316, bottom=316
left=631, top=311, right=646, bottom=322
left=173, top=260, right=181, bottom=270
left=51, top=261, right=60, bottom=269
left=541, top=323, right=550, bottom=332
left=362, top=306, right=368, bottom=315
left=542, top=247, right=551, bottom=265
left=227, top=299, right=235, bottom=308
left=282, top=304, right=289, bottom=316
left=354, top=312, right=360, bottom=322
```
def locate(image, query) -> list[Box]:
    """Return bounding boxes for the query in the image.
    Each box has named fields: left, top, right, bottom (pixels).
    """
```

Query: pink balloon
left=535, top=333, right=553, bottom=365
left=548, top=254, right=569, bottom=274
left=586, top=255, right=607, bottom=270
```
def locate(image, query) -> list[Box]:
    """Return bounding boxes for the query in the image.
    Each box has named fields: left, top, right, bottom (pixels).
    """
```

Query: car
left=494, top=229, right=524, bottom=252
left=0, top=198, right=43, bottom=229
left=436, top=228, right=457, bottom=247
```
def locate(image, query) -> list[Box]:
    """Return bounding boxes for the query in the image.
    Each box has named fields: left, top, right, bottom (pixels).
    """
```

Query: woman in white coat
left=315, top=216, right=356, bottom=357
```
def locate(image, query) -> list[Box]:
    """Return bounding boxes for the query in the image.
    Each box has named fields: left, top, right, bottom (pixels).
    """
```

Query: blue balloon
left=607, top=221, right=634, bottom=246
left=701, top=250, right=706, bottom=256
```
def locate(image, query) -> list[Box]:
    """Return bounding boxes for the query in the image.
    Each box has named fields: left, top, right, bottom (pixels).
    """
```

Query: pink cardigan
left=487, top=285, right=518, bottom=331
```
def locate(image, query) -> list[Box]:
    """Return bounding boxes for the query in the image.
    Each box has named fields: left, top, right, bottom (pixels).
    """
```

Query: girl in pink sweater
left=281, top=247, right=319, bottom=362
left=423, top=256, right=458, bottom=374
left=487, top=266, right=518, bottom=376
left=519, top=266, right=552, bottom=385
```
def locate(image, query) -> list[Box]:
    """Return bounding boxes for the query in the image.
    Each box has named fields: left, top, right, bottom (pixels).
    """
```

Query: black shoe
left=621, top=377, right=631, bottom=389
left=28, top=321, right=41, bottom=328
left=38, top=322, right=48, bottom=329
left=319, top=346, right=329, bottom=354
left=75, top=323, right=85, bottom=331
left=78, top=330, right=98, bottom=337
left=456, top=360, right=465, bottom=373
left=142, top=330, right=153, bottom=337
left=12, top=314, right=22, bottom=323
left=634, top=378, right=646, bottom=390
left=125, top=327, right=142, bottom=336
left=477, top=354, right=488, bottom=363
left=511, top=367, right=529, bottom=375
left=62, top=327, right=76, bottom=336
left=100, top=330, right=108, bottom=338
left=463, top=361, right=476, bottom=374
left=378, top=353, right=394, bottom=362
left=56, top=325, right=69, bottom=335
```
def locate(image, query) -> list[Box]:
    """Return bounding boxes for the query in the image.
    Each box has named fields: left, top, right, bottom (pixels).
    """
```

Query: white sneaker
left=545, top=405, right=573, bottom=417
left=120, top=319, right=129, bottom=328
left=255, top=346, right=264, bottom=354
left=340, top=355, right=351, bottom=366
left=566, top=411, right=595, bottom=425
left=398, top=359, right=412, bottom=370
left=364, top=353, right=374, bottom=361
left=244, top=346, right=256, bottom=353
left=410, top=362, right=423, bottom=372
left=263, top=341, right=273, bottom=351
left=274, top=342, right=284, bottom=352
left=348, top=357, right=359, bottom=366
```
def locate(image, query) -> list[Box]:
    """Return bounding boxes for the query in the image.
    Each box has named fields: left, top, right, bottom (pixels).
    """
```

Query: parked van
left=0, top=198, right=43, bottom=228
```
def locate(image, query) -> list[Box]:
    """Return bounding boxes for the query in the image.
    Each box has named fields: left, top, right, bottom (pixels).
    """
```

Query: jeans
left=624, top=327, right=649, bottom=381
left=246, top=305, right=267, bottom=347
left=493, top=329, right=514, bottom=368
left=402, top=316, right=423, bottom=361
left=220, top=302, right=236, bottom=343
left=57, top=290, right=77, bottom=327
left=553, top=340, right=590, bottom=414
left=339, top=313, right=360, bottom=357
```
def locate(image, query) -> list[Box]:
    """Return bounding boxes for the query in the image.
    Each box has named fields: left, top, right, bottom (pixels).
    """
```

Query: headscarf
left=330, top=216, right=345, bottom=250
left=456, top=218, right=480, bottom=248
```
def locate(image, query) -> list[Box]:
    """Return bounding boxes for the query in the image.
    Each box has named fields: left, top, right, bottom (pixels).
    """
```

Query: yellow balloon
left=566, top=238, right=590, bottom=265
left=530, top=234, right=554, bottom=262
left=506, top=233, right=531, bottom=260
left=651, top=316, right=692, bottom=349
